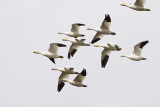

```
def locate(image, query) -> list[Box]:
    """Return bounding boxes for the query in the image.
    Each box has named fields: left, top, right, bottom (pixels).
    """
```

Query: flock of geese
left=33, top=0, right=150, bottom=92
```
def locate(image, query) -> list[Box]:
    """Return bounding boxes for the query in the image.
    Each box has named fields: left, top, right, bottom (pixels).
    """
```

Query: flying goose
left=87, top=14, right=116, bottom=44
left=63, top=68, right=87, bottom=87
left=94, top=43, right=121, bottom=68
left=63, top=38, right=90, bottom=59
left=58, top=23, right=85, bottom=38
left=121, top=40, right=149, bottom=61
left=33, top=43, right=66, bottom=64
left=51, top=66, right=79, bottom=92
left=121, top=0, right=150, bottom=11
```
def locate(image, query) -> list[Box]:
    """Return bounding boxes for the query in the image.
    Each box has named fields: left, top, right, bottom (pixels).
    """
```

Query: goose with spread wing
left=58, top=23, right=85, bottom=38
left=121, top=40, right=149, bottom=61
left=121, top=0, right=150, bottom=11
left=87, top=14, right=116, bottom=44
left=94, top=43, right=121, bottom=68
left=33, top=43, right=66, bottom=64
left=63, top=38, right=90, bottom=59
left=51, top=66, right=79, bottom=92
left=63, top=68, right=87, bottom=87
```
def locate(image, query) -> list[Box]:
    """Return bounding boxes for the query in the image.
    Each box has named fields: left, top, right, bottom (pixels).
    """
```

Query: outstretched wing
left=100, top=14, right=111, bottom=29
left=74, top=68, right=86, bottom=83
left=134, top=0, right=146, bottom=7
left=57, top=73, right=69, bottom=92
left=101, top=49, right=111, bottom=68
left=68, top=44, right=80, bottom=59
left=71, top=23, right=85, bottom=33
left=48, top=43, right=66, bottom=54
left=91, top=33, right=104, bottom=44
left=133, top=40, right=149, bottom=56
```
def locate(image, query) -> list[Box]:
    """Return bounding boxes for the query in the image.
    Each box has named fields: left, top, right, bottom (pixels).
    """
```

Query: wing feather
left=74, top=69, right=86, bottom=83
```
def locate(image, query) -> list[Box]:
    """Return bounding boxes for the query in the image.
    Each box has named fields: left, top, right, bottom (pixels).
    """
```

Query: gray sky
left=0, top=0, right=160, bottom=107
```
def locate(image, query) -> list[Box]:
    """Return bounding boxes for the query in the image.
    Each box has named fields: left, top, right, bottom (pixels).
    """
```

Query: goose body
left=52, top=66, right=79, bottom=92
left=94, top=43, right=121, bottom=68
left=88, top=14, right=116, bottom=44
left=121, top=0, right=150, bottom=11
left=63, top=38, right=90, bottom=59
left=63, top=68, right=87, bottom=87
left=121, top=40, right=149, bottom=61
left=33, top=43, right=66, bottom=64
left=58, top=23, right=85, bottom=38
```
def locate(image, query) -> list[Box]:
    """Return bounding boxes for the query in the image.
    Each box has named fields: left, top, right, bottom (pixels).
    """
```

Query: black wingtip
left=75, top=23, right=85, bottom=26
left=68, top=53, right=71, bottom=59
left=81, top=68, right=86, bottom=76
left=91, top=38, right=100, bottom=44
left=140, top=40, right=149, bottom=49
left=57, top=82, right=65, bottom=92
left=57, top=43, right=66, bottom=47
left=101, top=55, right=109, bottom=68
left=71, top=49, right=77, bottom=57
left=49, top=58, right=56, bottom=64
left=105, top=14, right=111, bottom=22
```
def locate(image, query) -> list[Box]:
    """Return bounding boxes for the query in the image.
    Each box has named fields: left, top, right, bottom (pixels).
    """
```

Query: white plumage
left=121, top=0, right=150, bottom=11
left=121, top=40, right=149, bottom=61
left=63, top=38, right=90, bottom=59
left=94, top=42, right=122, bottom=68
left=33, top=43, right=66, bottom=64
left=87, top=14, right=116, bottom=44
left=52, top=66, right=79, bottom=92
left=58, top=23, right=85, bottom=38
left=63, top=68, right=87, bottom=87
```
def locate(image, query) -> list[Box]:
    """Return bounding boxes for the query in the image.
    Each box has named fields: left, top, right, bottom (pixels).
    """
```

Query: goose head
left=51, top=68, right=59, bottom=70
left=94, top=44, right=101, bottom=47
left=58, top=32, right=64, bottom=34
left=87, top=27, right=94, bottom=30
left=121, top=54, right=127, bottom=57
left=33, top=51, right=41, bottom=54
left=62, top=38, right=69, bottom=41
left=121, top=3, right=127, bottom=7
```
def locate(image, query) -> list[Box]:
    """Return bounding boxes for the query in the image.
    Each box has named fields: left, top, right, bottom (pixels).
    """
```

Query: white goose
left=63, top=68, right=87, bottom=87
left=121, top=40, right=149, bottom=61
left=121, top=0, right=150, bottom=11
left=51, top=66, right=79, bottom=92
left=94, top=43, right=122, bottom=68
left=63, top=38, right=90, bottom=59
left=33, top=43, right=66, bottom=64
left=58, top=23, right=85, bottom=38
left=87, top=14, right=116, bottom=44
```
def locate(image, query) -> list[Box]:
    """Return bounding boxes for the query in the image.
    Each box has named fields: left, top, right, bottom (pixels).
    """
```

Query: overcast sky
left=0, top=0, right=160, bottom=107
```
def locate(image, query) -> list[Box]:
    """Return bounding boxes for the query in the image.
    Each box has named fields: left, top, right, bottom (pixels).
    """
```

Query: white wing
left=133, top=40, right=149, bottom=56
left=74, top=69, right=86, bottom=83
left=57, top=73, right=69, bottom=92
left=48, top=43, right=66, bottom=54
left=101, top=49, right=111, bottom=68
left=134, top=0, right=146, bottom=7
left=71, top=23, right=85, bottom=33
left=100, top=14, right=111, bottom=29
left=68, top=44, right=80, bottom=59
left=91, top=33, right=104, bottom=44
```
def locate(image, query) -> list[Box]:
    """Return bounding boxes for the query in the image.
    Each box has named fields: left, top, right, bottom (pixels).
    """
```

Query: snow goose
left=51, top=66, right=79, bottom=92
left=121, top=0, right=150, bottom=11
left=94, top=43, right=121, bottom=68
left=58, top=23, right=85, bottom=38
left=63, top=38, right=90, bottom=59
left=87, top=14, right=116, bottom=44
left=121, top=40, right=149, bottom=61
left=63, top=68, right=87, bottom=87
left=33, top=43, right=66, bottom=64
